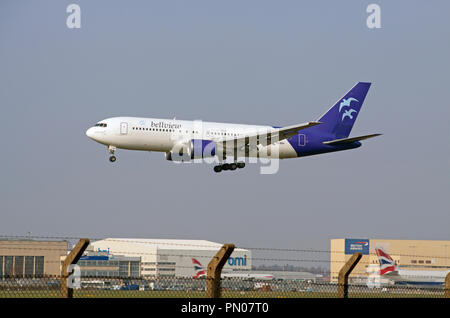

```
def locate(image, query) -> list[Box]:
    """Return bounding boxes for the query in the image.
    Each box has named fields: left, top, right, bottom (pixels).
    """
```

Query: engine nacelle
left=165, top=141, right=191, bottom=162
left=165, top=151, right=175, bottom=161
left=166, top=139, right=216, bottom=161
left=190, top=139, right=216, bottom=159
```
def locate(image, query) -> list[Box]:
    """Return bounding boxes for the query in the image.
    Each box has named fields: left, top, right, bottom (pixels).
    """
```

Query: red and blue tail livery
left=192, top=258, right=206, bottom=279
left=191, top=258, right=274, bottom=280
left=375, top=248, right=397, bottom=275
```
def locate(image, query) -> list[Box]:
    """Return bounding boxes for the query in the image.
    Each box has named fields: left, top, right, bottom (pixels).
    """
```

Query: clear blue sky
left=1, top=1, right=449, bottom=255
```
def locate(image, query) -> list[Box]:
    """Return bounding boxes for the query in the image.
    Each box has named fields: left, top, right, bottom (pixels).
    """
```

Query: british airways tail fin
left=375, top=248, right=397, bottom=275
left=317, top=82, right=371, bottom=139
left=192, top=258, right=206, bottom=279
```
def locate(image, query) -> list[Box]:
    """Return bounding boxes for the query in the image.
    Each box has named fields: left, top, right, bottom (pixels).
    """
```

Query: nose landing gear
left=108, top=145, right=117, bottom=163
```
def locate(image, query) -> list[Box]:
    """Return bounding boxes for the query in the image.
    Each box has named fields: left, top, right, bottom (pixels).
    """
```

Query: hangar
left=0, top=239, right=67, bottom=278
left=330, top=238, right=450, bottom=283
left=90, top=238, right=251, bottom=278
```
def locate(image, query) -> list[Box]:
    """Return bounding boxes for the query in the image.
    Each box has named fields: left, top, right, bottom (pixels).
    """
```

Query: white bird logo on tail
left=339, top=98, right=359, bottom=112
left=342, top=109, right=357, bottom=121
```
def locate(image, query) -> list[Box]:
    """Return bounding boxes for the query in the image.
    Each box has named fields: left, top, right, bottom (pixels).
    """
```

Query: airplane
left=192, top=258, right=274, bottom=280
left=86, top=82, right=380, bottom=172
left=373, top=247, right=449, bottom=287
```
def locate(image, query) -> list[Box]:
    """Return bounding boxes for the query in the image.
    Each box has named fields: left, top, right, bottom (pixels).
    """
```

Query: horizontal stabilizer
left=323, top=133, right=381, bottom=145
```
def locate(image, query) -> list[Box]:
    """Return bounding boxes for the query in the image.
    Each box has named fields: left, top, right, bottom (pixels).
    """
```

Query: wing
left=219, top=121, right=321, bottom=151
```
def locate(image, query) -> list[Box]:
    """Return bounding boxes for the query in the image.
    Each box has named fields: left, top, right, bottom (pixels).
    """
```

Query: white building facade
left=91, top=238, right=251, bottom=278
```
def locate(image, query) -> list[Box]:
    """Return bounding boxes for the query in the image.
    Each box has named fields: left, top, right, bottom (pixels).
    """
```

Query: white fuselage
left=221, top=272, right=274, bottom=280
left=86, top=116, right=299, bottom=159
left=388, top=269, right=449, bottom=285
left=367, top=264, right=449, bottom=287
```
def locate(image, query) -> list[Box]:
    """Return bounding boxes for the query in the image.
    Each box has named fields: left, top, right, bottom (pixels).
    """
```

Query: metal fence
left=0, top=235, right=449, bottom=298
left=0, top=276, right=446, bottom=298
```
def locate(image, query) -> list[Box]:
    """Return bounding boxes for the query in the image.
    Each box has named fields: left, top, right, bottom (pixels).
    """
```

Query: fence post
left=61, top=238, right=90, bottom=298
left=206, top=243, right=235, bottom=298
left=337, top=252, right=362, bottom=298
left=445, top=272, right=450, bottom=298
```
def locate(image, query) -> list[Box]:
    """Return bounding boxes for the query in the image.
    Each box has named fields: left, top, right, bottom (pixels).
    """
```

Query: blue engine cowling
left=191, top=139, right=216, bottom=159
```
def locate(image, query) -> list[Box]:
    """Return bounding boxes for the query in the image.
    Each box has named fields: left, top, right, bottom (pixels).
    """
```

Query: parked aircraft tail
left=375, top=248, right=397, bottom=275
left=192, top=258, right=206, bottom=279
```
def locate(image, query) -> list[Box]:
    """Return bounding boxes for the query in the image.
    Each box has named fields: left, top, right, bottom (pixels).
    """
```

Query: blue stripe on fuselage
left=394, top=281, right=443, bottom=286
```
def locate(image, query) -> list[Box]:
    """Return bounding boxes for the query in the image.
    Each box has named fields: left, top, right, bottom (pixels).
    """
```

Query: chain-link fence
left=0, top=235, right=449, bottom=298
left=0, top=276, right=446, bottom=298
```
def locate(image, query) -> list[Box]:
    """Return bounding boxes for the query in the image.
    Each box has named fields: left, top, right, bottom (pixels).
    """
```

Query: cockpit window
left=95, top=123, right=107, bottom=127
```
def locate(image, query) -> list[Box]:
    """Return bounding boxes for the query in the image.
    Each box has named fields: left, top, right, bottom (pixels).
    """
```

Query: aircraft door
left=299, top=134, right=307, bottom=146
left=120, top=122, right=128, bottom=135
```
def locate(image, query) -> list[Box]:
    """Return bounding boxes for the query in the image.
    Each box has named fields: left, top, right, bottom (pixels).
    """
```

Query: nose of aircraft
left=86, top=127, right=95, bottom=139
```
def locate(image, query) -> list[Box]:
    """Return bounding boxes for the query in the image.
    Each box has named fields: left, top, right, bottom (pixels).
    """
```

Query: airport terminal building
left=61, top=249, right=142, bottom=278
left=90, top=238, right=251, bottom=278
left=330, top=238, right=450, bottom=283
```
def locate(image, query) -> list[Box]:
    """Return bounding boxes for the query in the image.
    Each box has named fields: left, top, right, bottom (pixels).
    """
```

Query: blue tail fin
left=317, top=82, right=371, bottom=139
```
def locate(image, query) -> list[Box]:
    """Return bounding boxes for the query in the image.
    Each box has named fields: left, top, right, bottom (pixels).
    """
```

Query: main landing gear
left=213, top=162, right=245, bottom=173
left=108, top=145, right=117, bottom=163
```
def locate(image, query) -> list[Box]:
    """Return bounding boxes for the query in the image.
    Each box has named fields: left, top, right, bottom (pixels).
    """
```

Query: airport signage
left=97, top=248, right=110, bottom=255
left=345, top=239, right=369, bottom=255
left=80, top=255, right=109, bottom=261
left=227, top=255, right=248, bottom=267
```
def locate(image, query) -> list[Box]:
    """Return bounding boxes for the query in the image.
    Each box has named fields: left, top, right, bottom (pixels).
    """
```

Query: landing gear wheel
left=237, top=162, right=245, bottom=169
left=108, top=145, right=117, bottom=163
left=213, top=165, right=222, bottom=173
left=230, top=163, right=237, bottom=170
left=222, top=163, right=230, bottom=170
